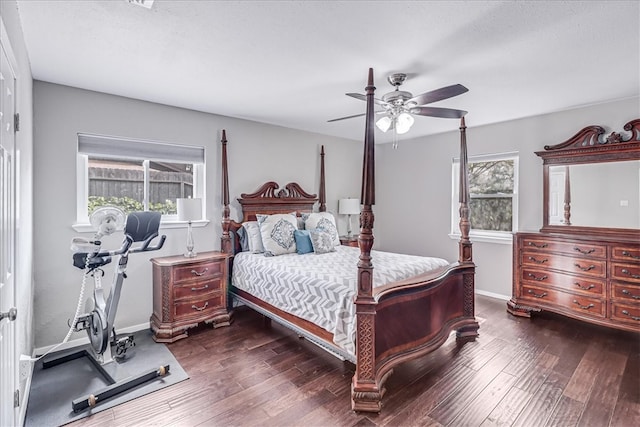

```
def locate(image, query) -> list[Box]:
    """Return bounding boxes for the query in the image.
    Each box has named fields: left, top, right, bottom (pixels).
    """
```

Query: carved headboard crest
left=240, top=181, right=317, bottom=200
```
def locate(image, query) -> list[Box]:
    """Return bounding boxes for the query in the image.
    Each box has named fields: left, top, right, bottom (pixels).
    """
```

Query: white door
left=0, top=25, right=18, bottom=427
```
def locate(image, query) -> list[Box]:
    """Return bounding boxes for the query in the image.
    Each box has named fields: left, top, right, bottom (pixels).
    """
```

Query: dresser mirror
left=539, top=119, right=640, bottom=238
left=547, top=160, right=640, bottom=229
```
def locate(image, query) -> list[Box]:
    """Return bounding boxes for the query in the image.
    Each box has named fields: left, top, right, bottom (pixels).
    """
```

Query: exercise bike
left=42, top=207, right=167, bottom=412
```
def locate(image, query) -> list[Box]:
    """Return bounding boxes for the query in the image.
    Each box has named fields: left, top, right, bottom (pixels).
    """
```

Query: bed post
left=458, top=117, right=472, bottom=263
left=352, top=68, right=382, bottom=413
left=220, top=130, right=232, bottom=255
left=457, top=117, right=480, bottom=339
left=319, top=145, right=326, bottom=212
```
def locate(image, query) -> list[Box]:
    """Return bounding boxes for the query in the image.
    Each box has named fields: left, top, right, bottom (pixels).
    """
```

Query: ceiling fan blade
left=327, top=112, right=367, bottom=122
left=408, top=84, right=468, bottom=106
left=346, top=93, right=388, bottom=106
left=409, top=106, right=468, bottom=119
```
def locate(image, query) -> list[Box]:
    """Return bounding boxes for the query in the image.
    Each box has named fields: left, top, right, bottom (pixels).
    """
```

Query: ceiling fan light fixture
left=376, top=116, right=393, bottom=133
left=395, top=113, right=414, bottom=134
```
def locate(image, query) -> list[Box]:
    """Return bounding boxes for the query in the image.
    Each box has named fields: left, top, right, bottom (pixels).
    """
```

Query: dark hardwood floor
left=68, top=295, right=639, bottom=426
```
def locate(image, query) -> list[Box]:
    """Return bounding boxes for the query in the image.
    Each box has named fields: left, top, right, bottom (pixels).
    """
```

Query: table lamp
left=177, top=197, right=202, bottom=257
left=338, top=198, right=361, bottom=238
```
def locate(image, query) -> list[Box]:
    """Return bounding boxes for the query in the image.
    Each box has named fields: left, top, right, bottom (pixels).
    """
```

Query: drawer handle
left=621, top=310, right=640, bottom=321
left=574, top=263, right=596, bottom=272
left=527, top=289, right=547, bottom=298
left=191, top=268, right=209, bottom=277
left=527, top=256, right=548, bottom=264
left=527, top=242, right=548, bottom=249
left=573, top=247, right=596, bottom=255
left=191, top=301, right=209, bottom=311
left=621, top=251, right=640, bottom=260
left=191, top=284, right=209, bottom=291
left=527, top=273, right=548, bottom=282
left=621, top=289, right=640, bottom=299
left=572, top=300, right=594, bottom=310
left=621, top=269, right=640, bottom=279
left=574, top=282, right=595, bottom=291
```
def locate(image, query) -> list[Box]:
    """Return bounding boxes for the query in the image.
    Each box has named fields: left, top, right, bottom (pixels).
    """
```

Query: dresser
left=508, top=233, right=640, bottom=332
left=150, top=251, right=231, bottom=343
left=507, top=119, right=640, bottom=333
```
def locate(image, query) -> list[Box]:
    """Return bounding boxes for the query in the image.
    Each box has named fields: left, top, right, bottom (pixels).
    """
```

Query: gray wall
left=32, top=81, right=361, bottom=348
left=1, top=0, right=35, bottom=417
left=375, top=97, right=640, bottom=298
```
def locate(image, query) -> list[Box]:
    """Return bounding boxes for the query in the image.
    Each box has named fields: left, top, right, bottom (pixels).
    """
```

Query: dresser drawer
left=173, top=259, right=224, bottom=283
left=174, top=277, right=224, bottom=300
left=174, top=293, right=224, bottom=320
left=521, top=252, right=606, bottom=277
left=610, top=302, right=640, bottom=326
left=611, top=281, right=640, bottom=302
left=611, top=263, right=640, bottom=283
left=520, top=237, right=606, bottom=258
left=521, top=285, right=605, bottom=318
left=520, top=268, right=604, bottom=296
left=611, top=246, right=640, bottom=262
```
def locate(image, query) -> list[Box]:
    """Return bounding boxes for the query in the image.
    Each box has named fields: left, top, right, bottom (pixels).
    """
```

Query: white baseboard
left=475, top=289, right=511, bottom=301
left=18, top=365, right=33, bottom=427
left=34, top=321, right=151, bottom=356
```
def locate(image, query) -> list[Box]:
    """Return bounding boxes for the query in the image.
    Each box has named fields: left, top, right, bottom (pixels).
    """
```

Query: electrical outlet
left=19, top=354, right=33, bottom=381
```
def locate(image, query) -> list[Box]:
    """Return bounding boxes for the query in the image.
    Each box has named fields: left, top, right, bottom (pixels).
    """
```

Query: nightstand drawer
left=174, top=277, right=224, bottom=300
left=174, top=293, right=224, bottom=320
left=173, top=260, right=224, bottom=283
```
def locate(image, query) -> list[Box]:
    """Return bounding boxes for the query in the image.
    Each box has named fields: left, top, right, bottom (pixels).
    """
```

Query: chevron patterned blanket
left=231, top=246, right=449, bottom=355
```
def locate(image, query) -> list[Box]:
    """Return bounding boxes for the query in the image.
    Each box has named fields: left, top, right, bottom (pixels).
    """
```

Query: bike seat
left=73, top=252, right=112, bottom=270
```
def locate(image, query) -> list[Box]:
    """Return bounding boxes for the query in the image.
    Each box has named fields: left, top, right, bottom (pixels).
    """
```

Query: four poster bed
left=219, top=69, right=479, bottom=412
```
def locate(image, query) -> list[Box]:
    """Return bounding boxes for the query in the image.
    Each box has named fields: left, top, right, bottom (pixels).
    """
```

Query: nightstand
left=150, top=251, right=231, bottom=343
left=339, top=236, right=359, bottom=247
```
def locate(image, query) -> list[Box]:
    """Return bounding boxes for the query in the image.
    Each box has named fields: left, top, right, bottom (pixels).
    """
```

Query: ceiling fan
left=329, top=73, right=468, bottom=136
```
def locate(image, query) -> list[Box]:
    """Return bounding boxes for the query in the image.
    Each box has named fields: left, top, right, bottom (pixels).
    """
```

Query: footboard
left=351, top=263, right=478, bottom=412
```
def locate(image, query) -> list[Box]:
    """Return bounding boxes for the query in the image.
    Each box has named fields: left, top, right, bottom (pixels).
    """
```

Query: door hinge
left=14, top=113, right=20, bottom=132
left=14, top=389, right=19, bottom=408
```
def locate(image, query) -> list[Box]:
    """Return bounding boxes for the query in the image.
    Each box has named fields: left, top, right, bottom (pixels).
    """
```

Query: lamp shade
left=338, top=198, right=360, bottom=215
left=177, top=198, right=202, bottom=222
left=395, top=113, right=415, bottom=134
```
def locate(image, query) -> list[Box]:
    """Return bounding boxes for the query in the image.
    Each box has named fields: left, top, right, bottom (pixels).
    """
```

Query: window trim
left=450, top=151, right=519, bottom=244
left=75, top=134, right=207, bottom=231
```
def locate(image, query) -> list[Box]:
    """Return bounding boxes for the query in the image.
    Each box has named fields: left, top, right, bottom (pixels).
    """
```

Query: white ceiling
left=16, top=0, right=640, bottom=143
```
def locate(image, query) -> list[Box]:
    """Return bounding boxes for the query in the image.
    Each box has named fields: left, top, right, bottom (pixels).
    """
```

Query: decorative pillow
left=302, top=212, right=340, bottom=247
left=242, top=221, right=265, bottom=253
left=256, top=213, right=298, bottom=256
left=294, top=230, right=313, bottom=254
left=309, top=229, right=337, bottom=254
left=236, top=225, right=249, bottom=252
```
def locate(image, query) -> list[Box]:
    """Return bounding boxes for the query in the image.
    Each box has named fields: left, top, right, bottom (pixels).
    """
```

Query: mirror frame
left=537, top=118, right=640, bottom=239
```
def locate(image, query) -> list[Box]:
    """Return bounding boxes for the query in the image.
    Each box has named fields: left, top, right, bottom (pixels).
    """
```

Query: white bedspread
left=231, top=246, right=449, bottom=356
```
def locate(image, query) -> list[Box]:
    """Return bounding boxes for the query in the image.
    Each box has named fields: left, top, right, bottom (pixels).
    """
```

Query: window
left=76, top=133, right=205, bottom=227
left=451, top=152, right=518, bottom=243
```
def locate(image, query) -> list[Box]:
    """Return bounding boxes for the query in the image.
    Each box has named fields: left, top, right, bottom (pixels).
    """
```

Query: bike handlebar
left=91, top=233, right=165, bottom=258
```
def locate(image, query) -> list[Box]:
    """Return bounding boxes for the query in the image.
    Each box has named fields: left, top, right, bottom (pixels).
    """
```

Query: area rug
left=25, top=329, right=189, bottom=427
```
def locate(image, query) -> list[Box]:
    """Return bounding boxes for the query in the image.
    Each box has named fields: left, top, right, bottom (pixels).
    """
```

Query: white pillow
left=302, top=212, right=340, bottom=247
left=242, top=221, right=264, bottom=253
left=256, top=213, right=298, bottom=256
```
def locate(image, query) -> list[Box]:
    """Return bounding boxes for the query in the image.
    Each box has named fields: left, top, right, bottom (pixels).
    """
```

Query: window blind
left=78, top=133, right=205, bottom=163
